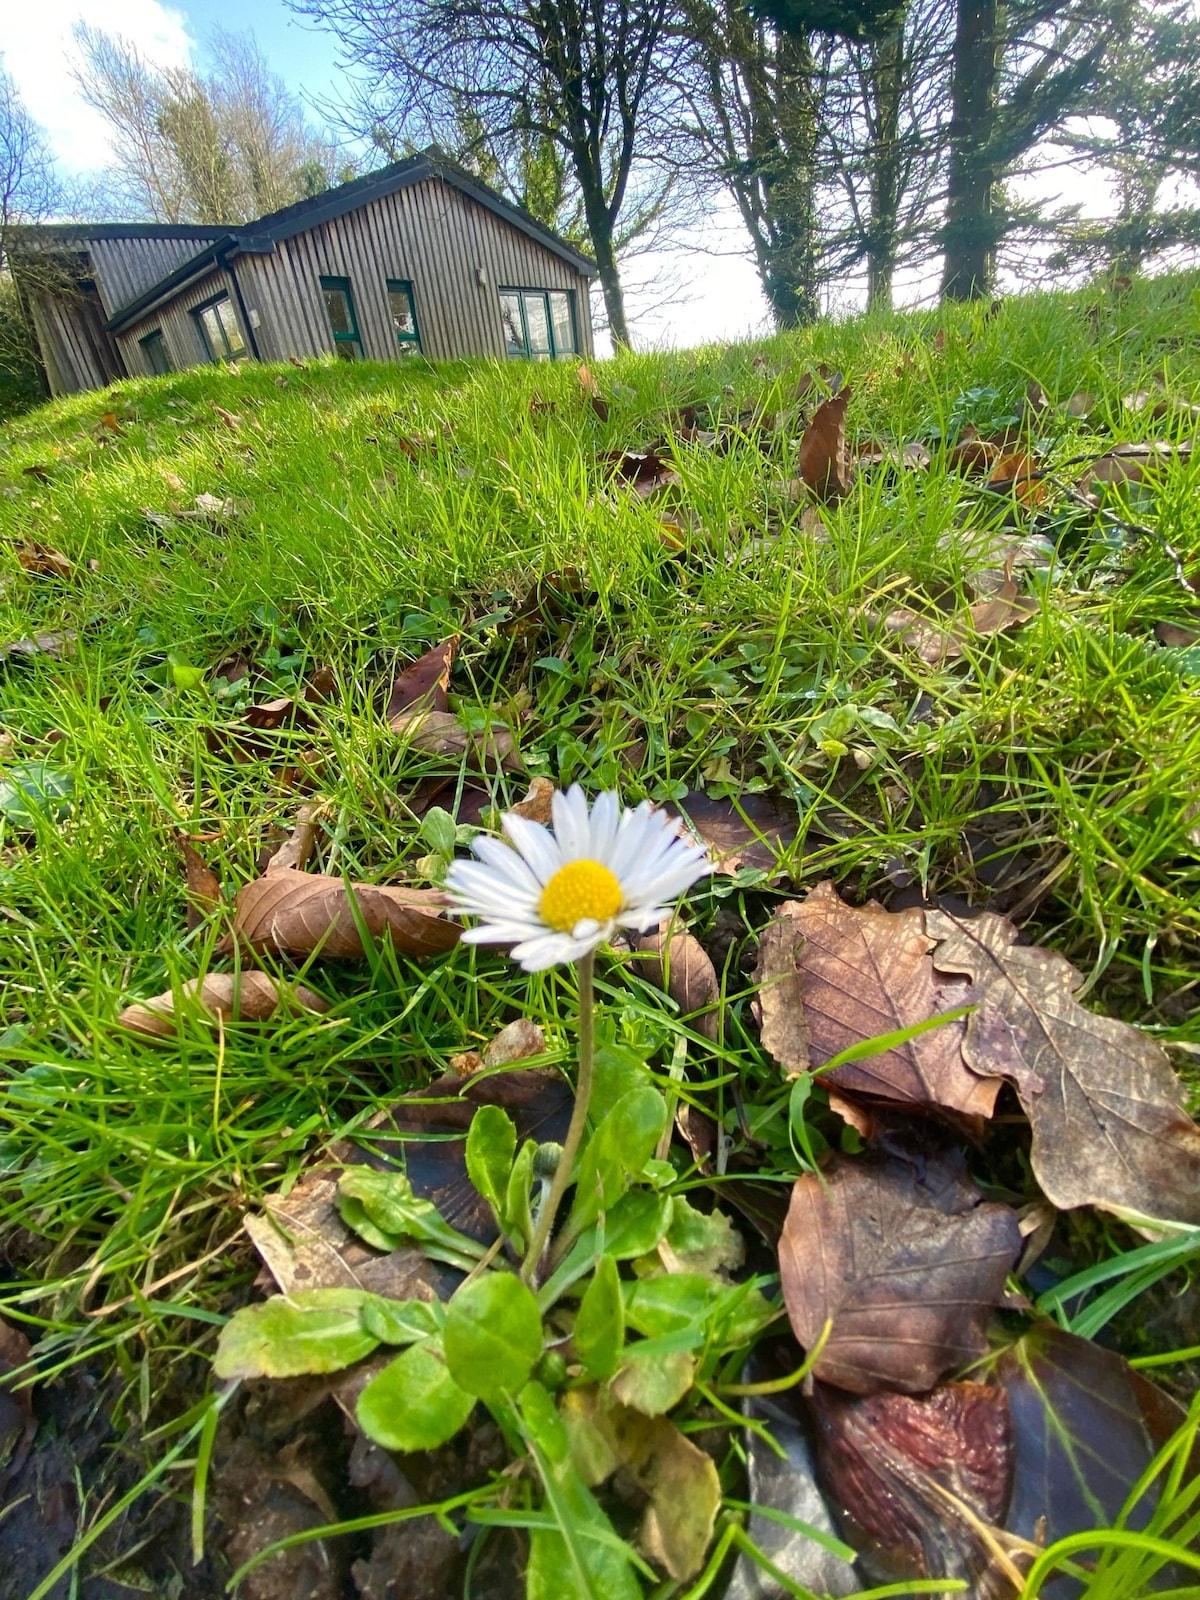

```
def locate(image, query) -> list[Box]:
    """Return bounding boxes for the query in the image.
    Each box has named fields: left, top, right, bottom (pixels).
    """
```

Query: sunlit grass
left=3, top=270, right=1200, bottom=1591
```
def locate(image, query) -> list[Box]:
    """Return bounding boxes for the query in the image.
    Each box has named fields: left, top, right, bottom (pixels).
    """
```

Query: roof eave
left=105, top=237, right=242, bottom=332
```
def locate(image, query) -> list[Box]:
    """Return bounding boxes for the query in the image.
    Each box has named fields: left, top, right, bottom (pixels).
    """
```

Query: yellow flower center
left=539, top=859, right=623, bottom=932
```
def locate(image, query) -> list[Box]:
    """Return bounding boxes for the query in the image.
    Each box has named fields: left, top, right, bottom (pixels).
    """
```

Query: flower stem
left=522, top=951, right=595, bottom=1284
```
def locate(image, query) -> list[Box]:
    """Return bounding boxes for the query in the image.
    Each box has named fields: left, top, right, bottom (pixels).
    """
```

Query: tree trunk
left=576, top=161, right=632, bottom=348
left=762, top=31, right=818, bottom=327
left=866, top=23, right=903, bottom=312
left=941, top=0, right=999, bottom=301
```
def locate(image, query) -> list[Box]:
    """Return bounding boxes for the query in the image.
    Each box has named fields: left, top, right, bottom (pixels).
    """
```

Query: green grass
left=3, top=272, right=1200, bottom=1592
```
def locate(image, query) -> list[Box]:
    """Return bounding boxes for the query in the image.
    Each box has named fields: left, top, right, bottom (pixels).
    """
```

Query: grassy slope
left=2, top=276, right=1199, bottom=1434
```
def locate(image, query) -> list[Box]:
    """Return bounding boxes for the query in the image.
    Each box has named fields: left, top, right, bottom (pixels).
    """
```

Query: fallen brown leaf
left=12, top=543, right=72, bottom=579
left=508, top=775, right=555, bottom=824
left=810, top=1380, right=1017, bottom=1597
left=267, top=804, right=322, bottom=873
left=390, top=706, right=522, bottom=772
left=232, top=867, right=460, bottom=960
left=987, top=450, right=1047, bottom=507
left=927, top=907, right=1200, bottom=1224
left=632, top=920, right=720, bottom=1042
left=755, top=884, right=995, bottom=1119
left=175, top=834, right=222, bottom=929
left=669, top=789, right=805, bottom=875
left=384, top=637, right=457, bottom=723
left=798, top=387, right=853, bottom=503
left=578, top=362, right=609, bottom=421
left=118, top=971, right=328, bottom=1038
left=779, top=1148, right=1020, bottom=1395
left=1154, top=620, right=1200, bottom=648
left=0, top=630, right=76, bottom=662
left=947, top=426, right=1001, bottom=476
left=1081, top=440, right=1189, bottom=489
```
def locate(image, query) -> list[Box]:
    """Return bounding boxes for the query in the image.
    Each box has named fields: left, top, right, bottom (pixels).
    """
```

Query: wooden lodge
left=12, top=152, right=597, bottom=395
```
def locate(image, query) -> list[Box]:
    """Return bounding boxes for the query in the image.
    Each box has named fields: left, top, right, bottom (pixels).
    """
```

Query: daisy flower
left=445, top=785, right=710, bottom=971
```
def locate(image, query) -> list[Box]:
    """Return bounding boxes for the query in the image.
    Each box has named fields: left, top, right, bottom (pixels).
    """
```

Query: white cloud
left=0, top=0, right=193, bottom=173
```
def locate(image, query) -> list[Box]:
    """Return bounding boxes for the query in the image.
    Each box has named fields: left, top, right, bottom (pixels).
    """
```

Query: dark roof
left=19, top=223, right=230, bottom=242
left=60, top=151, right=597, bottom=333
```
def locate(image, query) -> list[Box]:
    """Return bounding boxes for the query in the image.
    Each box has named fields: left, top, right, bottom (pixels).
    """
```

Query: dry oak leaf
left=119, top=971, right=328, bottom=1039
left=756, top=883, right=997, bottom=1119
left=232, top=867, right=460, bottom=960
left=926, top=907, right=1200, bottom=1224
left=798, top=387, right=853, bottom=503
left=632, top=920, right=721, bottom=1042
left=508, top=775, right=555, bottom=824
left=13, top=543, right=72, bottom=579
left=779, top=1150, right=1021, bottom=1395
left=175, top=834, right=222, bottom=930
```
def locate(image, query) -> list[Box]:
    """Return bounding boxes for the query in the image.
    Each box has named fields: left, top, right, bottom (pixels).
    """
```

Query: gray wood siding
left=88, top=236, right=223, bottom=315
left=115, top=269, right=247, bottom=375
left=29, top=287, right=124, bottom=395
left=232, top=175, right=593, bottom=364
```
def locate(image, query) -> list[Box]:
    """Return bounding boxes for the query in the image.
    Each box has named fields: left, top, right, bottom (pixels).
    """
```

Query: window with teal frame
left=319, top=276, right=363, bottom=360
left=139, top=330, right=171, bottom=375
left=386, top=279, right=421, bottom=354
left=192, top=295, right=246, bottom=363
left=498, top=288, right=577, bottom=360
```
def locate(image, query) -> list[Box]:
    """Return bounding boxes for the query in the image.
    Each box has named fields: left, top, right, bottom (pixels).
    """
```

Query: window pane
left=199, top=305, right=223, bottom=358
left=549, top=293, right=575, bottom=356
left=388, top=286, right=416, bottom=340
left=141, top=333, right=169, bottom=375
left=323, top=285, right=353, bottom=338
left=499, top=293, right=525, bottom=357
left=523, top=293, right=551, bottom=358
left=335, top=341, right=360, bottom=361
left=216, top=300, right=246, bottom=356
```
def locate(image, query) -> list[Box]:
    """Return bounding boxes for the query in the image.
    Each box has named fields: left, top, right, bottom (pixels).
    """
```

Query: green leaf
left=336, top=1191, right=401, bottom=1252
left=609, top=1346, right=696, bottom=1416
left=360, top=1297, right=441, bottom=1346
left=589, top=1042, right=653, bottom=1124
left=519, top=1381, right=643, bottom=1600
left=420, top=805, right=457, bottom=856
left=567, top=1087, right=667, bottom=1237
left=338, top=1167, right=486, bottom=1265
left=540, top=1190, right=672, bottom=1308
left=356, top=1337, right=475, bottom=1452
left=625, top=1274, right=777, bottom=1348
left=466, top=1103, right=517, bottom=1226
left=502, top=1138, right=537, bottom=1254
left=0, top=761, right=73, bottom=829
left=665, top=1196, right=744, bottom=1277
left=214, top=1289, right=381, bottom=1379
left=575, top=1256, right=624, bottom=1381
left=444, top=1272, right=544, bottom=1401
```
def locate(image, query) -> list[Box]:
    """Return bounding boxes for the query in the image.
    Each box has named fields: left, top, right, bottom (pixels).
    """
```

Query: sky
left=0, top=0, right=772, bottom=350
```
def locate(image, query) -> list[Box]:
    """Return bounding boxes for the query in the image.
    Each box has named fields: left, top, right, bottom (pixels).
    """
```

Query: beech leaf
left=118, top=971, right=328, bottom=1039
left=927, top=905, right=1200, bottom=1223
left=631, top=921, right=720, bottom=1041
left=383, top=636, right=457, bottom=722
left=798, top=387, right=854, bottom=502
left=778, top=1149, right=1021, bottom=1394
left=755, top=884, right=996, bottom=1120
left=231, top=866, right=459, bottom=960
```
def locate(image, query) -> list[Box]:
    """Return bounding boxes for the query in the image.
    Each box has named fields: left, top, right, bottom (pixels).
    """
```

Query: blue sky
left=0, top=0, right=774, bottom=347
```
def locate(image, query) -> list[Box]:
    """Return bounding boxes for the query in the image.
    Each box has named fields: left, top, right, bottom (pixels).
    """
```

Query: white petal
left=501, top=814, right=562, bottom=884
left=552, top=784, right=592, bottom=862
left=470, top=835, right=543, bottom=895
left=607, top=802, right=666, bottom=880
left=511, top=931, right=577, bottom=970
left=460, top=919, right=544, bottom=944
left=445, top=860, right=540, bottom=917
left=586, top=791, right=621, bottom=864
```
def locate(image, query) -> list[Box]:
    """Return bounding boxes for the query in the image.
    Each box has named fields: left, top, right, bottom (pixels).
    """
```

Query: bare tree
left=1, top=61, right=63, bottom=406
left=72, top=25, right=345, bottom=225
left=292, top=0, right=699, bottom=346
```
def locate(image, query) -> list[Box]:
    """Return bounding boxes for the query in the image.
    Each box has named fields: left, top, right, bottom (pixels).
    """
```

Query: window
left=139, top=330, right=170, bottom=376
left=499, top=289, right=577, bottom=360
left=193, top=296, right=246, bottom=363
left=386, top=280, right=421, bottom=355
left=320, top=276, right=363, bottom=360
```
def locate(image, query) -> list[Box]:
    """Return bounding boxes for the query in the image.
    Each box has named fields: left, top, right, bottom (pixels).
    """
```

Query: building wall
left=114, top=268, right=249, bottom=376
left=28, top=286, right=124, bottom=395
left=88, top=235, right=224, bottom=316
left=234, top=175, right=594, bottom=363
